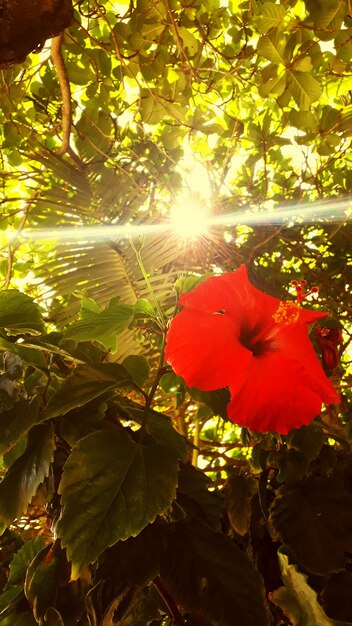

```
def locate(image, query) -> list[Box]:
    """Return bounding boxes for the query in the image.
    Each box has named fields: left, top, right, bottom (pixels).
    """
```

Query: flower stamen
left=273, top=300, right=300, bottom=325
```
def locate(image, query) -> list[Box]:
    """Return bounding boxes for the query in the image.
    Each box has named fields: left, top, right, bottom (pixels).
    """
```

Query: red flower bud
left=316, top=326, right=343, bottom=372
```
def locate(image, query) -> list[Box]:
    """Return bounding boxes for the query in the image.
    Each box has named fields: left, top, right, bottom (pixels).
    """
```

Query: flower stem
left=153, top=576, right=185, bottom=626
left=130, top=236, right=166, bottom=328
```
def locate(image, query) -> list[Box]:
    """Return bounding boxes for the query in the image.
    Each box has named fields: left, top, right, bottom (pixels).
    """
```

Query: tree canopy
left=0, top=1, right=351, bottom=625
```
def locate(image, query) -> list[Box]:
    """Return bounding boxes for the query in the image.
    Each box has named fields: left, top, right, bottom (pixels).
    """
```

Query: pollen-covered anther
left=273, top=300, right=300, bottom=325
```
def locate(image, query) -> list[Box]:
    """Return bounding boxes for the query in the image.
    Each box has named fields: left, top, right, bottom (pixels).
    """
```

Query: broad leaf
left=43, top=608, right=65, bottom=626
left=225, top=474, right=257, bottom=536
left=177, top=462, right=223, bottom=530
left=160, top=522, right=269, bottom=626
left=271, top=552, right=349, bottom=626
left=269, top=476, right=352, bottom=574
left=63, top=299, right=134, bottom=350
left=256, top=2, right=287, bottom=34
left=257, top=30, right=288, bottom=65
left=114, top=396, right=188, bottom=462
left=0, top=397, right=41, bottom=456
left=58, top=428, right=180, bottom=578
left=0, top=338, right=48, bottom=372
left=0, top=423, right=55, bottom=526
left=287, top=70, right=322, bottom=110
left=0, top=613, right=37, bottom=626
left=25, top=544, right=67, bottom=623
left=122, top=355, right=150, bottom=386
left=286, top=423, right=325, bottom=462
left=188, top=387, right=231, bottom=419
left=7, top=536, right=46, bottom=587
left=0, top=586, right=24, bottom=619
left=101, top=587, right=163, bottom=626
left=95, top=522, right=162, bottom=590
left=0, top=291, right=44, bottom=336
left=42, top=363, right=133, bottom=419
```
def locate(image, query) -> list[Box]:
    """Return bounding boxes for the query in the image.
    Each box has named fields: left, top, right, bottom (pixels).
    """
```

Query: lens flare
left=170, top=195, right=210, bottom=240
left=6, top=196, right=351, bottom=243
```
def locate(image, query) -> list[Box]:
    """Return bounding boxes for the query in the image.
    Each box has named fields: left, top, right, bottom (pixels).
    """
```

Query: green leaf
left=293, top=56, right=313, bottom=72
left=94, top=523, right=161, bottom=592
left=0, top=423, right=55, bottom=526
left=100, top=587, right=163, bottom=626
left=43, top=608, right=65, bottom=626
left=114, top=396, right=187, bottom=462
left=259, top=72, right=287, bottom=98
left=271, top=552, right=350, bottom=626
left=269, top=476, right=352, bottom=574
left=257, top=30, right=288, bottom=65
left=63, top=300, right=134, bottom=350
left=0, top=586, right=24, bottom=621
left=0, top=291, right=44, bottom=336
left=287, top=70, right=322, bottom=110
left=320, top=571, right=352, bottom=622
left=178, top=27, right=199, bottom=55
left=225, top=474, right=257, bottom=536
left=177, top=463, right=223, bottom=530
left=42, top=363, right=133, bottom=419
left=134, top=299, right=156, bottom=318
left=57, top=428, right=180, bottom=578
left=0, top=397, right=41, bottom=456
left=188, top=387, right=231, bottom=420
left=0, top=337, right=48, bottom=371
left=122, top=355, right=150, bottom=386
left=0, top=613, right=37, bottom=626
left=25, top=544, right=67, bottom=624
left=7, top=536, right=46, bottom=587
left=160, top=523, right=269, bottom=626
left=140, top=93, right=165, bottom=124
left=286, top=423, right=325, bottom=462
left=256, top=2, right=287, bottom=34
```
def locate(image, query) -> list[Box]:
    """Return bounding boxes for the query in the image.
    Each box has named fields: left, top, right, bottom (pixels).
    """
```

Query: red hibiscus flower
left=164, top=265, right=339, bottom=434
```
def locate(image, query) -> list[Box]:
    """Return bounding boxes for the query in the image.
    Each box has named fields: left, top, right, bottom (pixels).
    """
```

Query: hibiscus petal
left=165, top=308, right=251, bottom=391
left=179, top=265, right=280, bottom=332
left=268, top=323, right=339, bottom=405
left=227, top=352, right=325, bottom=434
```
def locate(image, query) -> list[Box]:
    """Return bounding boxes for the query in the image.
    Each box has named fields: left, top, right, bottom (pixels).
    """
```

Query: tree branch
left=51, top=33, right=72, bottom=155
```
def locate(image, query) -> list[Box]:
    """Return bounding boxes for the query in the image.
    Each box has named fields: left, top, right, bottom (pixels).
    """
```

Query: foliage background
left=0, top=0, right=351, bottom=625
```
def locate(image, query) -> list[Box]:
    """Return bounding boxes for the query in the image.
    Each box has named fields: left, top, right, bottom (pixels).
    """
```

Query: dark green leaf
left=0, top=586, right=24, bottom=619
left=0, top=613, right=37, bottom=626
left=160, top=522, right=268, bottom=626
left=286, top=423, right=325, bottom=462
left=189, top=387, right=231, bottom=419
left=42, top=363, right=133, bottom=419
left=122, top=355, right=150, bottom=386
left=0, top=423, right=55, bottom=526
left=177, top=462, right=223, bottom=530
left=0, top=397, right=41, bottom=456
left=0, top=338, right=48, bottom=372
left=58, top=428, right=180, bottom=578
left=270, top=476, right=352, bottom=574
left=101, top=587, right=163, bottom=626
left=225, top=474, right=257, bottom=536
left=114, top=396, right=187, bottom=462
left=63, top=300, right=134, bottom=349
left=0, top=291, right=44, bottom=336
left=43, top=608, right=65, bottom=626
left=25, top=544, right=67, bottom=623
left=7, top=536, right=46, bottom=587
